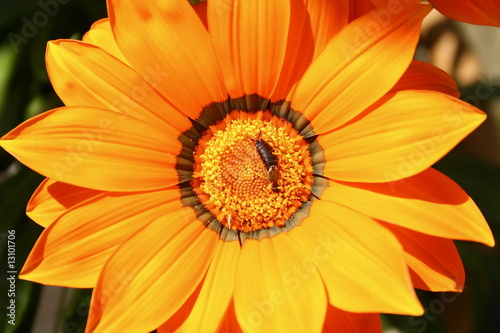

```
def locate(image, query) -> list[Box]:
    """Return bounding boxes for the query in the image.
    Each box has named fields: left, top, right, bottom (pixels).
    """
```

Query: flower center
left=196, top=115, right=313, bottom=232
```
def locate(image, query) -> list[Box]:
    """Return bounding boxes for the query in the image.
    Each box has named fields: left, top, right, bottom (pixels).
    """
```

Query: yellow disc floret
left=196, top=113, right=313, bottom=233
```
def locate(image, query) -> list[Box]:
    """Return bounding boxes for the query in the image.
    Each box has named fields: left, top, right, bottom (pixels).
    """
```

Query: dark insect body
left=254, top=139, right=278, bottom=170
left=253, top=138, right=280, bottom=192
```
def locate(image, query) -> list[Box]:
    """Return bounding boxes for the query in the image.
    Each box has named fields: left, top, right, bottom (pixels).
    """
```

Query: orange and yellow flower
left=0, top=0, right=494, bottom=332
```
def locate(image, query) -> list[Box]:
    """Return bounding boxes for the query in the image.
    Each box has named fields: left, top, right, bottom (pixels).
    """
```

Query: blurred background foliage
left=0, top=1, right=499, bottom=332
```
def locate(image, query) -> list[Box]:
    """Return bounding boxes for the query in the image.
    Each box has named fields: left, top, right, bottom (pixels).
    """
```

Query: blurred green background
left=0, top=1, right=499, bottom=332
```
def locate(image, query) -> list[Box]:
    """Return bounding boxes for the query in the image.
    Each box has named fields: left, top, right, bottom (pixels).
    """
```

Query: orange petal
left=20, top=188, right=182, bottom=288
left=428, top=0, right=500, bottom=26
left=217, top=300, right=243, bottom=333
left=349, top=1, right=422, bottom=22
left=234, top=234, right=327, bottom=333
left=272, top=0, right=349, bottom=101
left=107, top=0, right=226, bottom=117
left=27, top=178, right=103, bottom=227
left=158, top=278, right=202, bottom=332
left=382, top=222, right=465, bottom=292
left=160, top=240, right=240, bottom=332
left=348, top=0, right=376, bottom=22
left=82, top=18, right=129, bottom=65
left=1, top=107, right=181, bottom=191
left=46, top=40, right=190, bottom=131
left=323, top=304, right=381, bottom=332
left=270, top=0, right=314, bottom=101
left=319, top=90, right=486, bottom=182
left=372, top=0, right=420, bottom=5
left=86, top=212, right=218, bottom=333
left=192, top=1, right=208, bottom=30
left=292, top=3, right=431, bottom=133
left=289, top=201, right=423, bottom=315
left=305, top=0, right=349, bottom=59
left=208, top=0, right=290, bottom=98
left=180, top=240, right=240, bottom=332
left=326, top=168, right=494, bottom=246
left=391, top=60, right=460, bottom=97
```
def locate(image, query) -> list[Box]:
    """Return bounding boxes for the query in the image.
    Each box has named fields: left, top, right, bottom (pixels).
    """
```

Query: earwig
left=254, top=139, right=278, bottom=170
left=252, top=136, right=280, bottom=193
left=267, top=165, right=280, bottom=193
